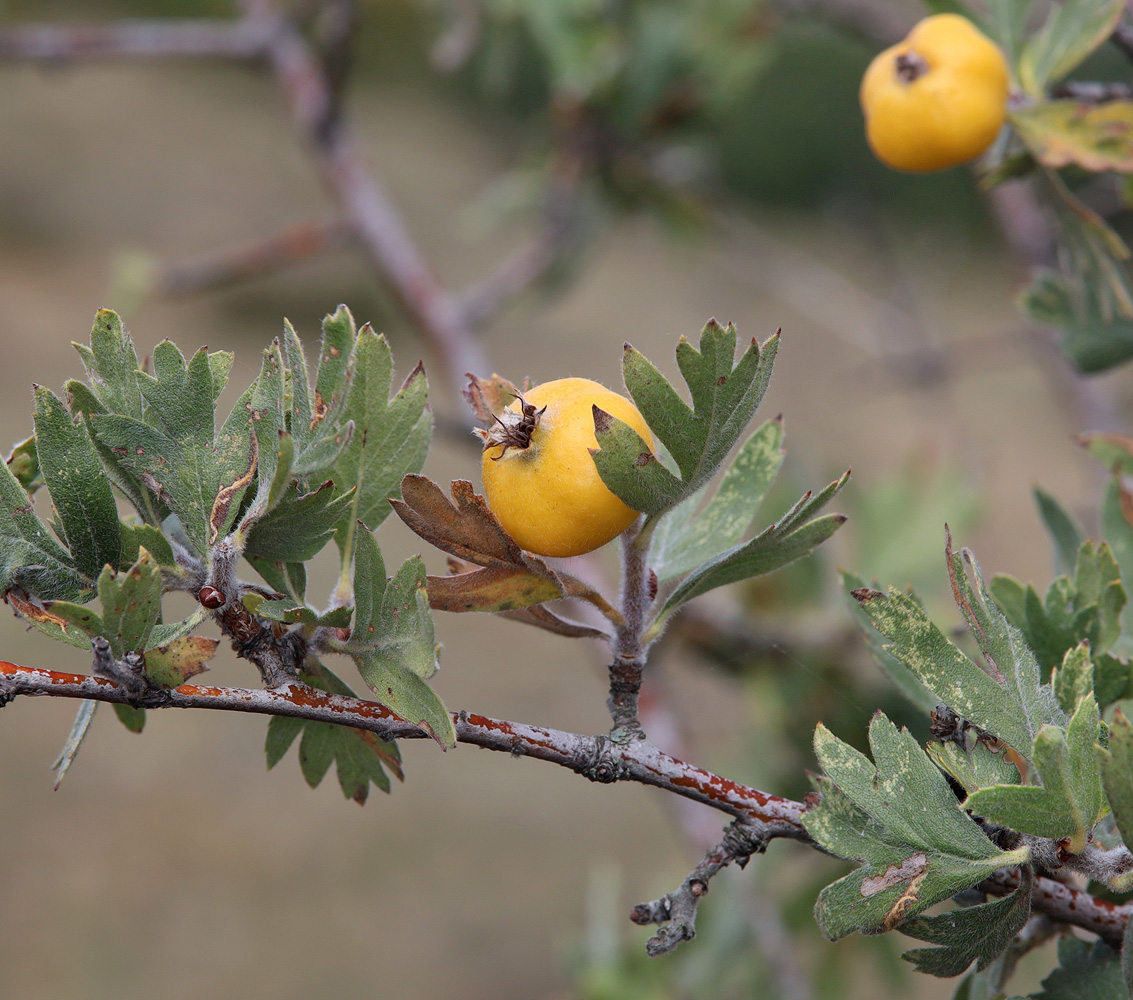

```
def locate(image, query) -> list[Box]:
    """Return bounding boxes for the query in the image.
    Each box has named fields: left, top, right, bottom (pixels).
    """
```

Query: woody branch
left=0, top=661, right=1128, bottom=948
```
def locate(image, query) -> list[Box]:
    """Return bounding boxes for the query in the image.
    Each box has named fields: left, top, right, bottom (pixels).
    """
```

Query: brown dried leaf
left=392, top=475, right=555, bottom=572
left=497, top=604, right=610, bottom=639
left=462, top=372, right=525, bottom=426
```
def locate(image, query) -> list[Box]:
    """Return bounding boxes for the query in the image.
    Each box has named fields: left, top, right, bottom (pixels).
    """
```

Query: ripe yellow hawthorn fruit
left=860, top=13, right=1009, bottom=173
left=480, top=377, right=652, bottom=558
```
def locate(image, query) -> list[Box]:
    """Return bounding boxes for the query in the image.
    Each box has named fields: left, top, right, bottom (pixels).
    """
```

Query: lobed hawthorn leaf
left=842, top=572, right=938, bottom=714
left=991, top=541, right=1126, bottom=675
left=964, top=692, right=1106, bottom=854
left=244, top=480, right=356, bottom=562
left=265, top=659, right=402, bottom=805
left=1032, top=938, right=1127, bottom=1000
left=946, top=539, right=1065, bottom=743
left=853, top=540, right=1065, bottom=761
left=1051, top=642, right=1094, bottom=717
left=804, top=714, right=1029, bottom=941
left=7, top=590, right=101, bottom=650
left=0, top=452, right=84, bottom=601
left=900, top=867, right=1033, bottom=978
left=97, top=549, right=162, bottom=656
left=649, top=416, right=785, bottom=582
left=1098, top=708, right=1133, bottom=860
left=332, top=324, right=431, bottom=552
left=72, top=308, right=143, bottom=420
left=1024, top=268, right=1133, bottom=374
left=348, top=529, right=454, bottom=748
left=91, top=378, right=258, bottom=554
left=647, top=473, right=848, bottom=637
left=1034, top=486, right=1085, bottom=580
left=32, top=387, right=128, bottom=584
left=593, top=320, right=778, bottom=518
left=1017, top=0, right=1125, bottom=98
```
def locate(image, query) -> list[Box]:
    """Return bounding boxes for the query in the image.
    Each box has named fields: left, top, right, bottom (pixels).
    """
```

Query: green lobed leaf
left=1032, top=938, right=1126, bottom=1000
left=900, top=868, right=1033, bottom=977
left=588, top=411, right=682, bottom=516
left=9, top=592, right=103, bottom=649
left=852, top=587, right=1034, bottom=756
left=0, top=453, right=84, bottom=601
left=649, top=504, right=847, bottom=638
left=332, top=326, right=431, bottom=551
left=246, top=555, right=307, bottom=603
left=648, top=416, right=784, bottom=581
left=255, top=598, right=352, bottom=629
left=964, top=693, right=1106, bottom=853
left=265, top=660, right=401, bottom=803
left=138, top=342, right=215, bottom=444
left=119, top=522, right=175, bottom=569
left=348, top=530, right=453, bottom=747
left=72, top=308, right=142, bottom=420
left=842, top=571, right=939, bottom=714
left=97, top=548, right=162, bottom=657
left=1052, top=642, right=1094, bottom=716
left=1034, top=487, right=1085, bottom=579
left=804, top=715, right=1029, bottom=941
left=599, top=321, right=778, bottom=517
left=948, top=544, right=1065, bottom=745
left=244, top=480, right=355, bottom=562
left=1098, top=707, right=1133, bottom=854
left=1017, top=0, right=1125, bottom=97
left=1101, top=474, right=1133, bottom=653
left=34, top=382, right=123, bottom=580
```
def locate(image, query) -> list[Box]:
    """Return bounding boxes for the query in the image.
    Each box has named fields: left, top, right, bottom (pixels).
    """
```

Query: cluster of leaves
left=806, top=448, right=1133, bottom=994
left=932, top=0, right=1133, bottom=372
left=3, top=306, right=436, bottom=799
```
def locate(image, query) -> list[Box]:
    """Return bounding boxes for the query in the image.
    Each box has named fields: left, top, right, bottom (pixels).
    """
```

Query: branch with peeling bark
left=2, top=660, right=1129, bottom=952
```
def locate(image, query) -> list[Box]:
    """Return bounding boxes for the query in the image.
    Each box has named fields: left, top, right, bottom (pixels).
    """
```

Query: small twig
left=238, top=0, right=490, bottom=396
left=1052, top=81, right=1133, bottom=103
left=0, top=18, right=272, bottom=62
left=631, top=819, right=771, bottom=956
left=157, top=217, right=353, bottom=295
left=607, top=520, right=653, bottom=738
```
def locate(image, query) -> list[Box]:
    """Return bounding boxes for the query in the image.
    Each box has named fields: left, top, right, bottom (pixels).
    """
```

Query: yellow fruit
left=480, top=377, right=652, bottom=558
left=860, top=13, right=1009, bottom=173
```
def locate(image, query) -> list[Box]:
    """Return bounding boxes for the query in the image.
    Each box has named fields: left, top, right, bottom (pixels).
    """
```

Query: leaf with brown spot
left=7, top=590, right=102, bottom=649
left=1012, top=100, right=1133, bottom=173
left=427, top=564, right=564, bottom=613
left=144, top=636, right=219, bottom=687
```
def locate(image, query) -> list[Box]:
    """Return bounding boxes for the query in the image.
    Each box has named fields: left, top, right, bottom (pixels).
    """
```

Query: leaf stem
left=608, top=517, right=654, bottom=737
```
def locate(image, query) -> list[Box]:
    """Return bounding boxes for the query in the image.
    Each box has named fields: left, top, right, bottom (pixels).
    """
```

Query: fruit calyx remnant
left=894, top=51, right=928, bottom=85
left=477, top=394, right=547, bottom=459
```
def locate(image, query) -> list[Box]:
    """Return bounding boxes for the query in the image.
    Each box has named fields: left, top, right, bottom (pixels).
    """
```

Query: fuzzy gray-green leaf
left=332, top=328, right=431, bottom=542
left=805, top=716, right=1030, bottom=941
left=244, top=481, right=355, bottom=562
left=33, top=385, right=122, bottom=580
left=650, top=416, right=784, bottom=581
left=900, top=869, right=1032, bottom=977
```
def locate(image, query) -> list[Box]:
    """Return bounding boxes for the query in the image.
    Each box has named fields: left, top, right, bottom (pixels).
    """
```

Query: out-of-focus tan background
left=0, top=3, right=1120, bottom=998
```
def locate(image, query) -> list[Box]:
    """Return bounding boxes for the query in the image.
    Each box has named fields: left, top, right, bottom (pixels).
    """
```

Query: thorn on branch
left=631, top=819, right=771, bottom=957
